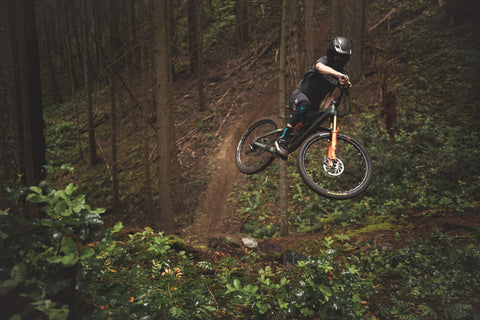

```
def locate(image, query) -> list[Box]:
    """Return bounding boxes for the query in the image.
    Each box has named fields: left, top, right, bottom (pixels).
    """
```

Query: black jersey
left=298, top=56, right=347, bottom=107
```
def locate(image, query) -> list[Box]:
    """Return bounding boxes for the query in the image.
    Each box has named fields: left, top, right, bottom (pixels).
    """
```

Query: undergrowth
left=1, top=181, right=479, bottom=319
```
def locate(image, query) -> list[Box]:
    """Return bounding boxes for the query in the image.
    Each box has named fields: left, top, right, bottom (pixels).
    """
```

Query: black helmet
left=327, top=36, right=352, bottom=68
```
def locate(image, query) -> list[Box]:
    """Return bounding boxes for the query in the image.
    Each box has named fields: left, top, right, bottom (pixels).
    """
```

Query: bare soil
left=180, top=84, right=279, bottom=246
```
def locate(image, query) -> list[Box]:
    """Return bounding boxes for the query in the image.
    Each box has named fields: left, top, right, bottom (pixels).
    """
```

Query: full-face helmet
left=327, top=36, right=352, bottom=68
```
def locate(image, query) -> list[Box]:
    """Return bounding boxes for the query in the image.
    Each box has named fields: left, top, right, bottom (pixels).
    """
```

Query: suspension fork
left=328, top=111, right=339, bottom=162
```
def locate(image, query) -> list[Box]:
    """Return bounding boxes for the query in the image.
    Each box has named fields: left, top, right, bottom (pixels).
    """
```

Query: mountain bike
left=235, top=85, right=372, bottom=200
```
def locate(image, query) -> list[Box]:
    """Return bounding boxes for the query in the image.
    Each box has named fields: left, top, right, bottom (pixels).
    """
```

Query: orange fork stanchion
left=328, top=112, right=339, bottom=163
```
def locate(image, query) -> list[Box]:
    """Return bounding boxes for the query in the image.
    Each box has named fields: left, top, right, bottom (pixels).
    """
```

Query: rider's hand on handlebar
left=338, top=74, right=352, bottom=87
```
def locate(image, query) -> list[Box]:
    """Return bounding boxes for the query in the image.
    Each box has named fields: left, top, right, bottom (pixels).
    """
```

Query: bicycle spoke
left=298, top=133, right=372, bottom=199
left=235, top=119, right=280, bottom=175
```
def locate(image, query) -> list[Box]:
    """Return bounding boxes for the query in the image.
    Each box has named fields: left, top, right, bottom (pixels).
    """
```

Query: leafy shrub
left=0, top=182, right=104, bottom=319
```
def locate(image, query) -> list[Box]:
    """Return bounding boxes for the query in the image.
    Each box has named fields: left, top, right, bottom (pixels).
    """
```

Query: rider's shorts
left=288, top=90, right=318, bottom=126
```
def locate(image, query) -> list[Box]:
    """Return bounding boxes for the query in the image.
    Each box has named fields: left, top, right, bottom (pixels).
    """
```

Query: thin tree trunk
left=81, top=0, right=98, bottom=166
left=63, top=0, right=84, bottom=160
left=279, top=0, right=289, bottom=236
left=41, top=6, right=63, bottom=106
left=154, top=0, right=176, bottom=233
left=140, top=0, right=155, bottom=223
left=108, top=0, right=120, bottom=208
left=196, top=0, right=206, bottom=110
left=235, top=0, right=251, bottom=49
left=304, top=0, right=314, bottom=67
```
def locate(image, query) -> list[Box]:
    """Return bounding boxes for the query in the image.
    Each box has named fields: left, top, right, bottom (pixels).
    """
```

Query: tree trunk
left=188, top=0, right=206, bottom=110
left=1, top=0, right=46, bottom=216
left=279, top=0, right=289, bottom=236
left=331, top=0, right=346, bottom=36
left=304, top=0, right=314, bottom=66
left=81, top=0, right=98, bottom=166
left=331, top=0, right=366, bottom=83
left=41, top=6, right=63, bottom=106
left=187, top=0, right=198, bottom=73
left=109, top=0, right=120, bottom=208
left=196, top=0, right=206, bottom=110
left=344, top=0, right=366, bottom=83
left=140, top=0, right=154, bottom=224
left=235, top=0, right=251, bottom=49
left=63, top=0, right=84, bottom=160
left=154, top=0, right=176, bottom=233
left=0, top=0, right=18, bottom=210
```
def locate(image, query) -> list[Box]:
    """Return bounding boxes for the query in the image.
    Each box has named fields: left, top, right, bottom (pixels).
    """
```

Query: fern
left=444, top=303, right=473, bottom=320
left=397, top=314, right=418, bottom=320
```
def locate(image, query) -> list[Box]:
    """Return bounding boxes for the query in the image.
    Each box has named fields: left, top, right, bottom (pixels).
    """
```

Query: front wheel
left=297, top=132, right=372, bottom=199
left=235, top=118, right=281, bottom=175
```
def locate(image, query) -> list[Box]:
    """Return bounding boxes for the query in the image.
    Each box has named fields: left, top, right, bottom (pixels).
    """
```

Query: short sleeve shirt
left=298, top=56, right=347, bottom=107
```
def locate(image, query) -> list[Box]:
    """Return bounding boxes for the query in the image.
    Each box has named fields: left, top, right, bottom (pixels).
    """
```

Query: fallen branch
left=369, top=8, right=396, bottom=31
left=215, top=105, right=233, bottom=137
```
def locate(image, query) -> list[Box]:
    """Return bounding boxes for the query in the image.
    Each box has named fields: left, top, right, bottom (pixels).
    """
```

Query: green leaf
left=54, top=200, right=68, bottom=217
left=30, top=186, right=43, bottom=194
left=26, top=193, right=46, bottom=203
left=60, top=255, right=78, bottom=268
left=60, top=237, right=78, bottom=256
left=112, top=222, right=124, bottom=233
left=65, top=183, right=76, bottom=196
left=233, top=279, right=241, bottom=289
left=71, top=195, right=86, bottom=213
left=79, top=246, right=95, bottom=259
left=0, top=264, right=27, bottom=294
left=169, top=306, right=184, bottom=318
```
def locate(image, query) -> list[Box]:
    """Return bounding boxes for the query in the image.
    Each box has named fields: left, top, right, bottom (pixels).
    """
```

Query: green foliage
left=203, top=0, right=237, bottom=45
left=3, top=179, right=480, bottom=319
left=0, top=181, right=104, bottom=319
left=371, top=232, right=480, bottom=319
left=46, top=121, right=78, bottom=166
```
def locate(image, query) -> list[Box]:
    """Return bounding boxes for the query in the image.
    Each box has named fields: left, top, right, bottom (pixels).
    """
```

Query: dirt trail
left=184, top=89, right=278, bottom=244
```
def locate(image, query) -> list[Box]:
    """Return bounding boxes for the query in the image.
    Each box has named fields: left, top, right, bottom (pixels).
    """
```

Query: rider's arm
left=315, top=62, right=351, bottom=86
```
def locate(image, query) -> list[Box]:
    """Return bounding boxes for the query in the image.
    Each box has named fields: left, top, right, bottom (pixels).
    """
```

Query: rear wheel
left=235, top=118, right=281, bottom=174
left=297, top=132, right=372, bottom=199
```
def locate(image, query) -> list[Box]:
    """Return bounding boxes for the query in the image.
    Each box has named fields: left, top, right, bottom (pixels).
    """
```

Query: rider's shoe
left=275, top=139, right=289, bottom=157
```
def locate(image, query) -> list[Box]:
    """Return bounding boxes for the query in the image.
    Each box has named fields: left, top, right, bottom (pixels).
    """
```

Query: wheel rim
left=236, top=120, right=279, bottom=174
left=300, top=134, right=370, bottom=197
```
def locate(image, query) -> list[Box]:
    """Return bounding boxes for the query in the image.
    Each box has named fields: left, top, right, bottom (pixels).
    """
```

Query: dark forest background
left=1, top=0, right=480, bottom=319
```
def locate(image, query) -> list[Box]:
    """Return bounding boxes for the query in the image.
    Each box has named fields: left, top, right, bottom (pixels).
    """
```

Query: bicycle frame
left=250, top=87, right=346, bottom=156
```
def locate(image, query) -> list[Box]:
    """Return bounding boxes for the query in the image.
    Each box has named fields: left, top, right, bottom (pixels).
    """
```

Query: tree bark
left=304, top=0, right=314, bottom=66
left=188, top=0, right=206, bottom=110
left=154, top=0, right=176, bottom=233
left=80, top=0, right=98, bottom=166
left=344, top=0, right=366, bottom=83
left=235, top=0, right=251, bottom=49
left=279, top=0, right=289, bottom=236
left=63, top=0, right=84, bottom=160
left=139, top=0, right=155, bottom=224
left=1, top=0, right=46, bottom=216
left=109, top=0, right=120, bottom=208
left=331, top=0, right=346, bottom=36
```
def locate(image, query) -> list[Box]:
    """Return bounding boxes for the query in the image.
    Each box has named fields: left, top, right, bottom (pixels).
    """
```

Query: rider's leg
left=276, top=92, right=312, bottom=156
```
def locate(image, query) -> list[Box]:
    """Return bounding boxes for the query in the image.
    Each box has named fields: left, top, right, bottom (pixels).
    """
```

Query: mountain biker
left=275, top=36, right=353, bottom=157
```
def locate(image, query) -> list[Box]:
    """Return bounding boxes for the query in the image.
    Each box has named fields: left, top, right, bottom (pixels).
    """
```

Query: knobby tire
left=235, top=118, right=280, bottom=175
left=297, top=132, right=372, bottom=200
